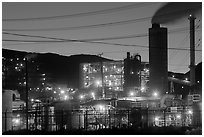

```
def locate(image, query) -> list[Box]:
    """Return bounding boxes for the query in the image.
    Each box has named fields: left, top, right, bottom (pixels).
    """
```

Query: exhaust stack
left=188, top=15, right=196, bottom=90
left=149, top=23, right=168, bottom=95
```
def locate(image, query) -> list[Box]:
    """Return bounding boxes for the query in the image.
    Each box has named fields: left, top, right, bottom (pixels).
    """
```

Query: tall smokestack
left=189, top=15, right=196, bottom=90
left=149, top=23, right=168, bottom=95
left=151, top=2, right=201, bottom=25
left=127, top=52, right=130, bottom=59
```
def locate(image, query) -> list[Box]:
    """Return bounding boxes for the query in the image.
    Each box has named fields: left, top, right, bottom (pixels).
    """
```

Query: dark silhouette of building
left=124, top=52, right=142, bottom=93
left=149, top=23, right=168, bottom=95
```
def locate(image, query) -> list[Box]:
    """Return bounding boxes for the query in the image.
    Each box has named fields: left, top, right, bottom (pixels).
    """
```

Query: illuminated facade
left=79, top=54, right=150, bottom=98
left=79, top=61, right=124, bottom=92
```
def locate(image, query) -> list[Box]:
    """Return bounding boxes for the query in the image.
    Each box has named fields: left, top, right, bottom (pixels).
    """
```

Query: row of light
left=171, top=75, right=200, bottom=83
left=155, top=110, right=193, bottom=122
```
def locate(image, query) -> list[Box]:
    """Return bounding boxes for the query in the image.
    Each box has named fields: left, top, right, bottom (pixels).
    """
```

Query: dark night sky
left=2, top=1, right=202, bottom=73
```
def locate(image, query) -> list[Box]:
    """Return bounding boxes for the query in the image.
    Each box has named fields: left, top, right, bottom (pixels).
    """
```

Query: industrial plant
left=2, top=2, right=202, bottom=135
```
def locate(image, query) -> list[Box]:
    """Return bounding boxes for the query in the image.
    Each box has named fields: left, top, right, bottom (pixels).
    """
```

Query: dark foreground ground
left=3, top=126, right=202, bottom=135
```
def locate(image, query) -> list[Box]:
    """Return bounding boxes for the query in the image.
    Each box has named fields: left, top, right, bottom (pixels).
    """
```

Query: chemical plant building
left=79, top=52, right=149, bottom=99
left=79, top=50, right=201, bottom=128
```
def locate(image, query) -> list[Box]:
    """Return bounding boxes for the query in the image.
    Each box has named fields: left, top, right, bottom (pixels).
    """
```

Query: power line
left=169, top=21, right=201, bottom=62
left=2, top=38, right=202, bottom=52
left=3, top=3, right=156, bottom=22
left=3, top=31, right=147, bottom=41
left=2, top=17, right=152, bottom=32
left=3, top=6, right=201, bottom=32
left=2, top=26, right=201, bottom=42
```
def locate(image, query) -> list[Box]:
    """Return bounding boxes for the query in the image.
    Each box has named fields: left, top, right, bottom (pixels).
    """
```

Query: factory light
left=97, top=104, right=105, bottom=112
left=35, top=99, right=41, bottom=102
left=153, top=91, right=158, bottom=97
left=95, top=80, right=101, bottom=87
left=60, top=90, right=65, bottom=94
left=80, top=95, right=84, bottom=100
left=64, top=95, right=68, bottom=100
left=129, top=91, right=134, bottom=96
left=141, top=86, right=145, bottom=92
left=155, top=117, right=159, bottom=121
left=144, top=68, right=149, bottom=73
left=131, top=71, right=134, bottom=74
left=91, top=92, right=95, bottom=96
left=188, top=110, right=193, bottom=114
left=176, top=114, right=181, bottom=119
left=12, top=118, right=20, bottom=125
left=99, top=105, right=105, bottom=110
left=91, top=92, right=95, bottom=99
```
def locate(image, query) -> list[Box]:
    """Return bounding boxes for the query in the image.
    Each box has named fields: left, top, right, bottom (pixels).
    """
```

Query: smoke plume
left=152, top=2, right=202, bottom=24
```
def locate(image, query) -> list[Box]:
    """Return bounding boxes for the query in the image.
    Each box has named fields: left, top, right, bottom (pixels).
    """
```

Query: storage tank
left=149, top=23, right=168, bottom=95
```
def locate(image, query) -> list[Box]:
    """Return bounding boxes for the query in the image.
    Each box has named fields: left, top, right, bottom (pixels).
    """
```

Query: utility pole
left=98, top=53, right=105, bottom=99
left=25, top=57, right=29, bottom=131
left=24, top=53, right=37, bottom=131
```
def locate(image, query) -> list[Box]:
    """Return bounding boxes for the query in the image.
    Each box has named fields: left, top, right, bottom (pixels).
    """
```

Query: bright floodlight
left=80, top=95, right=84, bottom=99
left=98, top=105, right=105, bottom=111
left=155, top=117, right=159, bottom=121
left=60, top=90, right=65, bottom=94
left=91, top=92, right=95, bottom=96
left=13, top=118, right=20, bottom=124
left=15, top=119, right=20, bottom=124
left=176, top=114, right=181, bottom=119
left=130, top=92, right=134, bottom=96
left=64, top=95, right=68, bottom=100
left=91, top=92, right=96, bottom=99
left=188, top=110, right=193, bottom=114
left=141, top=87, right=145, bottom=91
left=153, top=92, right=158, bottom=97
left=96, top=80, right=101, bottom=86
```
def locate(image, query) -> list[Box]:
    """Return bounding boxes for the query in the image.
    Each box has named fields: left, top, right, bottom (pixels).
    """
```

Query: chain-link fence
left=2, top=106, right=202, bottom=133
